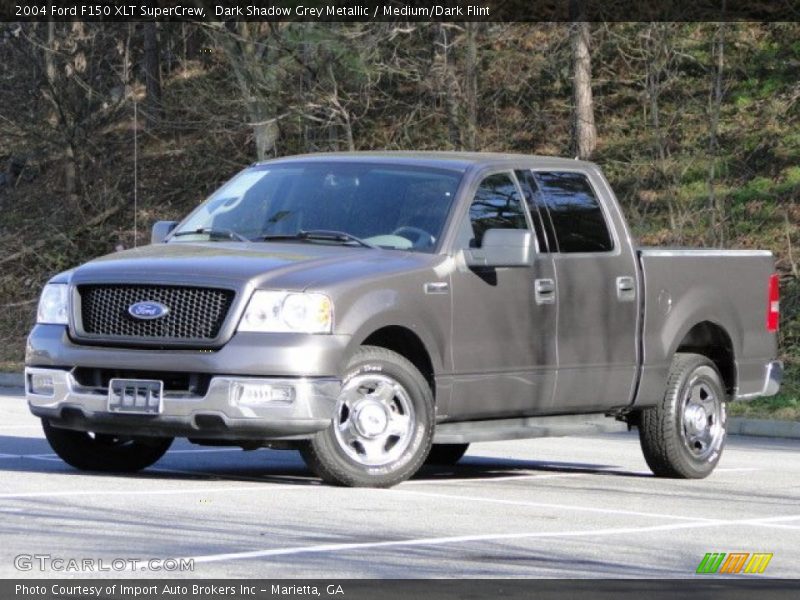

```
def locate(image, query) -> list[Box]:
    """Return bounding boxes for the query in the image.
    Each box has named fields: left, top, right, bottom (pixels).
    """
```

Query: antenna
left=133, top=97, right=138, bottom=248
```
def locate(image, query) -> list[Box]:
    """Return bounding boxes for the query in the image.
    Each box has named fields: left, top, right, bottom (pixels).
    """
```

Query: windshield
left=171, top=162, right=463, bottom=252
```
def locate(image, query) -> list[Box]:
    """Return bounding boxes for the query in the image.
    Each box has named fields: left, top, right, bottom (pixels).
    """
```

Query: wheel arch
left=359, top=325, right=436, bottom=397
left=675, top=321, right=736, bottom=395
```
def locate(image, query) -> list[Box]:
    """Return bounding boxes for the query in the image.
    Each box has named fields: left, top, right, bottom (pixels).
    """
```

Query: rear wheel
left=42, top=420, right=173, bottom=472
left=638, top=353, right=727, bottom=479
left=299, top=346, right=434, bottom=487
left=425, top=443, right=470, bottom=466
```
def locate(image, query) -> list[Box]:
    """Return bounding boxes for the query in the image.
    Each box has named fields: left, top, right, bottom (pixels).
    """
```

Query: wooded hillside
left=0, top=22, right=797, bottom=398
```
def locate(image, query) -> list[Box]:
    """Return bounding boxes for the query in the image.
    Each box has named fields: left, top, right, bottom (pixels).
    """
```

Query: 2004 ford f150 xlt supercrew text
left=25, top=153, right=782, bottom=487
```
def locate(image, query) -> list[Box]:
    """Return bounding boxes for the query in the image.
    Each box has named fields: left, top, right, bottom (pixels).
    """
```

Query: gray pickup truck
left=26, top=152, right=782, bottom=487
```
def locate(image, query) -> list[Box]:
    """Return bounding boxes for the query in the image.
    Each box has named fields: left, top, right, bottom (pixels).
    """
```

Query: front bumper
left=26, top=367, right=341, bottom=441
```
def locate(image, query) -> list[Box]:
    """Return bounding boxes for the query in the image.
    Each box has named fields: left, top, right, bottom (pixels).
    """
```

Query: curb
left=728, top=418, right=800, bottom=440
left=0, top=372, right=23, bottom=388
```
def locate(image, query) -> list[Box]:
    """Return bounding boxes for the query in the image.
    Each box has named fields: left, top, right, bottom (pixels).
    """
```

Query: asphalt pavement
left=0, top=388, right=798, bottom=579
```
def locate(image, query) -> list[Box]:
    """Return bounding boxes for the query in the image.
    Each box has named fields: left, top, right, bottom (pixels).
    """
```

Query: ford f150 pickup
left=25, top=152, right=782, bottom=487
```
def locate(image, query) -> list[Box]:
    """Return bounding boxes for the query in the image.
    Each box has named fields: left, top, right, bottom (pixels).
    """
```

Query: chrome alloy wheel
left=333, top=373, right=416, bottom=467
left=680, top=373, right=724, bottom=461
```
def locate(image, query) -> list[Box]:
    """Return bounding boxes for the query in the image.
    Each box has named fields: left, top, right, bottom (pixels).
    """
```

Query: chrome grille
left=77, top=285, right=235, bottom=342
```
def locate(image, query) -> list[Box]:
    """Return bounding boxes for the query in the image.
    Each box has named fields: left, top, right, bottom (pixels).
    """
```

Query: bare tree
left=707, top=22, right=726, bottom=247
left=142, top=23, right=162, bottom=123
left=433, top=23, right=463, bottom=149
left=210, top=22, right=280, bottom=160
left=464, top=22, right=478, bottom=151
left=642, top=23, right=681, bottom=233
left=569, top=1, right=597, bottom=160
left=43, top=22, right=80, bottom=208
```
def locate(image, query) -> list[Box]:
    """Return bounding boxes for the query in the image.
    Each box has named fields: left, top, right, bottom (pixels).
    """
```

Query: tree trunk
left=216, top=22, right=279, bottom=160
left=434, top=24, right=462, bottom=149
left=707, top=23, right=726, bottom=247
left=143, top=23, right=162, bottom=123
left=570, top=1, right=596, bottom=160
left=123, top=24, right=132, bottom=89
left=464, top=22, right=478, bottom=151
left=44, top=22, right=80, bottom=210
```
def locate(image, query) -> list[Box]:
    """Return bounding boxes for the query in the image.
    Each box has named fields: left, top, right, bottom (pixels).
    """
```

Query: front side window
left=533, top=171, right=614, bottom=253
left=466, top=172, right=528, bottom=247
left=171, top=163, right=463, bottom=252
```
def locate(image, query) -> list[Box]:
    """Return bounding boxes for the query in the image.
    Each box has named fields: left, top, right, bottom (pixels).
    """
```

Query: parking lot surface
left=0, top=389, right=798, bottom=579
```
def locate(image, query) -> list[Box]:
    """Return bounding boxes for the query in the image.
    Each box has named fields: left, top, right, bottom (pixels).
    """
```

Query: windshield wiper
left=171, top=227, right=250, bottom=243
left=259, top=229, right=377, bottom=249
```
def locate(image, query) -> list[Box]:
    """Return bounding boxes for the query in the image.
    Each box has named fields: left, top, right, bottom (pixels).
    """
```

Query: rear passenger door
left=529, top=169, right=640, bottom=412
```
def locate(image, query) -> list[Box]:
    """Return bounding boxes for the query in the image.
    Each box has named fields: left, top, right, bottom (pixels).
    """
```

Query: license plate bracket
left=108, top=379, right=164, bottom=415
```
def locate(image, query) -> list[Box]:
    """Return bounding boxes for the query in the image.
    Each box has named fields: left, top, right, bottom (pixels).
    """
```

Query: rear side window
left=533, top=171, right=614, bottom=253
left=467, top=173, right=528, bottom=247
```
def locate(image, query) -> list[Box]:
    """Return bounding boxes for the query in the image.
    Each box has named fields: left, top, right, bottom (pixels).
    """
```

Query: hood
left=68, top=241, right=439, bottom=291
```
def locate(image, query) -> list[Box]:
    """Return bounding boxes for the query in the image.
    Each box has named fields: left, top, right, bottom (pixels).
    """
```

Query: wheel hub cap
left=332, top=373, right=416, bottom=467
left=684, top=404, right=708, bottom=435
left=354, top=402, right=389, bottom=438
left=680, top=374, right=724, bottom=460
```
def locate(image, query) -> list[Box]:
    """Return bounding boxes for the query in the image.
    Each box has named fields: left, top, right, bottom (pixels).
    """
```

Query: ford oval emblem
left=128, top=301, right=170, bottom=320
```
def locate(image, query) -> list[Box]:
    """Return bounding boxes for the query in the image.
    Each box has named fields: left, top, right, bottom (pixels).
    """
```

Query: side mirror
left=463, top=229, right=533, bottom=268
left=151, top=221, right=178, bottom=244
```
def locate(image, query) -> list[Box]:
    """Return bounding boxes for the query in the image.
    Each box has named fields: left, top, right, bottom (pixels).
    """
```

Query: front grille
left=72, top=368, right=212, bottom=396
left=78, top=284, right=235, bottom=342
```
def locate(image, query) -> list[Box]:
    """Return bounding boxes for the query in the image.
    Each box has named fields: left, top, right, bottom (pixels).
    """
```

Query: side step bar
left=433, top=413, right=627, bottom=444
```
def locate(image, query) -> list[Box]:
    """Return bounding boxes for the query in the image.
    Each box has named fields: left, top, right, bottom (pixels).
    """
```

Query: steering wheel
left=391, top=226, right=436, bottom=250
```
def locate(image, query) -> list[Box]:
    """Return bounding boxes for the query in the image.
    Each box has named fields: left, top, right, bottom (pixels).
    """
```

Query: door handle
left=535, top=278, right=556, bottom=305
left=616, top=276, right=636, bottom=302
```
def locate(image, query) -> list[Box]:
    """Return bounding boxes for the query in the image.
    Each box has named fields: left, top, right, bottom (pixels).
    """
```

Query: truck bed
left=635, top=248, right=777, bottom=405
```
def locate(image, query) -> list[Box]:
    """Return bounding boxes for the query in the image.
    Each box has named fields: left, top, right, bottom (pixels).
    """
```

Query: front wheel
left=638, top=353, right=727, bottom=479
left=299, top=346, right=434, bottom=487
left=43, top=420, right=173, bottom=472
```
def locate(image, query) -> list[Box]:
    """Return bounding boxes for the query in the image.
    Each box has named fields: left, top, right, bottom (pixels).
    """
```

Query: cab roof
left=253, top=151, right=597, bottom=173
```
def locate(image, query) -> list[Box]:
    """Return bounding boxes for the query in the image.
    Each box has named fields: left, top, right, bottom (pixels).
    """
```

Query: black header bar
left=6, top=579, right=800, bottom=600
left=2, top=0, right=800, bottom=23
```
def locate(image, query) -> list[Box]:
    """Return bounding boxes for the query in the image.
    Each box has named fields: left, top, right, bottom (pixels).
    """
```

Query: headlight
left=238, top=290, right=333, bottom=334
left=37, top=284, right=69, bottom=325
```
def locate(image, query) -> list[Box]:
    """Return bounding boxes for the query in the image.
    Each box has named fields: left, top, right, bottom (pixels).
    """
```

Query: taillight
left=767, top=273, right=780, bottom=332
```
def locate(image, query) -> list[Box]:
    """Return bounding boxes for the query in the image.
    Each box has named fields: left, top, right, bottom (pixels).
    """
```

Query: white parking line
left=185, top=521, right=719, bottom=564
left=389, top=487, right=721, bottom=522
left=166, top=448, right=245, bottom=454
left=0, top=447, right=247, bottom=461
left=750, top=522, right=800, bottom=530
left=184, top=513, right=800, bottom=565
left=150, top=466, right=316, bottom=485
left=406, top=472, right=585, bottom=485
left=0, top=484, right=298, bottom=500
left=407, top=467, right=760, bottom=485
left=715, top=467, right=761, bottom=473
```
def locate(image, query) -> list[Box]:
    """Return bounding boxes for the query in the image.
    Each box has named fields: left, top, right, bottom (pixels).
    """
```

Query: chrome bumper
left=25, top=367, right=340, bottom=440
left=735, top=360, right=783, bottom=400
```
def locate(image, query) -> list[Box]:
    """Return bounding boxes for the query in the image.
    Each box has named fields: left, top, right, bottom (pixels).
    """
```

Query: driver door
left=448, top=171, right=558, bottom=420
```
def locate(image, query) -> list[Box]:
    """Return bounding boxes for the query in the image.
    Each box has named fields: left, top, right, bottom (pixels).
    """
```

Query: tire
left=299, top=346, right=434, bottom=487
left=42, top=420, right=173, bottom=473
left=638, top=353, right=727, bottom=479
left=425, top=443, right=469, bottom=466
